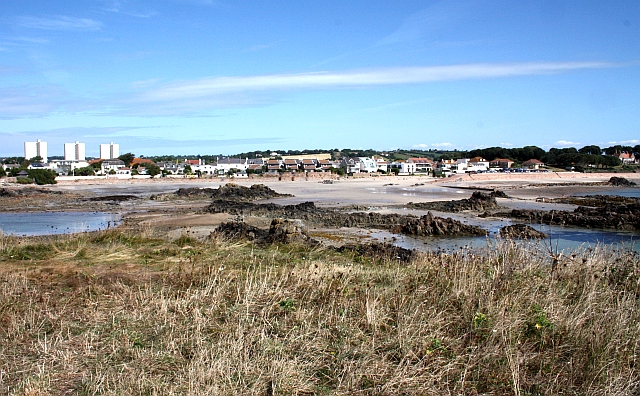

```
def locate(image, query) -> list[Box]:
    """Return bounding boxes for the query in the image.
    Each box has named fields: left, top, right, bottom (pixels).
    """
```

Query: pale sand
left=52, top=172, right=639, bottom=206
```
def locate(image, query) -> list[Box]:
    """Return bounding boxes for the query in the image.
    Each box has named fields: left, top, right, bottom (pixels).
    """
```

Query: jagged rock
left=405, top=191, right=500, bottom=212
left=499, top=224, right=548, bottom=239
left=205, top=200, right=487, bottom=237
left=264, top=218, right=311, bottom=244
left=400, top=212, right=487, bottom=236
left=609, top=177, right=637, bottom=187
left=336, top=242, right=415, bottom=263
left=212, top=221, right=268, bottom=241
left=172, top=183, right=292, bottom=201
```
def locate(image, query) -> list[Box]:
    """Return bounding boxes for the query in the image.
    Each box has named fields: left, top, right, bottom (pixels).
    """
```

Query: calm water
left=372, top=224, right=640, bottom=253
left=0, top=212, right=121, bottom=236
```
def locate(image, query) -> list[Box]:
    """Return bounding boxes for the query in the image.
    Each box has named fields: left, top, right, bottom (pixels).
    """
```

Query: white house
left=358, top=157, right=378, bottom=173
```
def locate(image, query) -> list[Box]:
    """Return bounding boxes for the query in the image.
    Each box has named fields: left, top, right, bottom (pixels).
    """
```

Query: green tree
left=29, top=156, right=43, bottom=163
left=0, top=167, right=6, bottom=177
left=118, top=153, right=135, bottom=167
left=27, top=169, right=57, bottom=185
left=579, top=145, right=602, bottom=155
left=90, top=160, right=104, bottom=170
left=145, top=163, right=161, bottom=178
left=183, top=165, right=193, bottom=175
left=72, top=167, right=95, bottom=176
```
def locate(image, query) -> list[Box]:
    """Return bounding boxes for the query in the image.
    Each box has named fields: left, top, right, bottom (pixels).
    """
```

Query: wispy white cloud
left=605, top=139, right=640, bottom=145
left=135, top=61, right=617, bottom=104
left=378, top=0, right=475, bottom=46
left=413, top=142, right=453, bottom=148
left=555, top=140, right=580, bottom=146
left=15, top=16, right=103, bottom=31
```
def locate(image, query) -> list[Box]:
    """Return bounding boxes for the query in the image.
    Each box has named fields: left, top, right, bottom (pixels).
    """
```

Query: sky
left=1, top=0, right=639, bottom=157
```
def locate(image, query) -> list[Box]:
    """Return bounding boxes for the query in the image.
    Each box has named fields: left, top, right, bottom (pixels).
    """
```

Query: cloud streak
left=15, top=16, right=103, bottom=31
left=136, top=61, right=618, bottom=103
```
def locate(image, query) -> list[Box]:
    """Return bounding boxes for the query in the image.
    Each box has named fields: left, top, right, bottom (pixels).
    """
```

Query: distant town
left=1, top=139, right=639, bottom=182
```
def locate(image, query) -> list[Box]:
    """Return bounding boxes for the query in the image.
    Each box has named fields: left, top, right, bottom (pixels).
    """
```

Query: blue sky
left=1, top=0, right=639, bottom=157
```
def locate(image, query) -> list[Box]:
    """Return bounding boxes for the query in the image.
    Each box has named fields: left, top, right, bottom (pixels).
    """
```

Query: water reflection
left=0, top=212, right=121, bottom=236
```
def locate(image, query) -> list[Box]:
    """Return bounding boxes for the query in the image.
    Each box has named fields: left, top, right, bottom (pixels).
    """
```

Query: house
left=376, top=160, right=388, bottom=173
left=157, top=162, right=184, bottom=175
left=407, top=158, right=434, bottom=173
left=267, top=159, right=282, bottom=172
left=619, top=152, right=637, bottom=165
left=101, top=159, right=126, bottom=174
left=216, top=157, right=248, bottom=173
left=522, top=159, right=545, bottom=170
left=389, top=160, right=416, bottom=174
left=340, top=158, right=360, bottom=174
left=184, top=159, right=204, bottom=166
left=490, top=158, right=514, bottom=169
left=131, top=158, right=155, bottom=167
left=302, top=159, right=318, bottom=172
left=247, top=164, right=263, bottom=173
left=116, top=167, right=132, bottom=177
left=468, top=157, right=490, bottom=171
left=284, top=159, right=300, bottom=171
left=318, top=159, right=334, bottom=171
left=358, top=157, right=378, bottom=173
left=192, top=164, right=217, bottom=175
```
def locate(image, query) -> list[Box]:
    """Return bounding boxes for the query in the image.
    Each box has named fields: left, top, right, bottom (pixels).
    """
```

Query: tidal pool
left=0, top=212, right=121, bottom=236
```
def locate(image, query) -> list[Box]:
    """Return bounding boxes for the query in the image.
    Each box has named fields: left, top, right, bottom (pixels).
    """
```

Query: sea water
left=0, top=212, right=121, bottom=236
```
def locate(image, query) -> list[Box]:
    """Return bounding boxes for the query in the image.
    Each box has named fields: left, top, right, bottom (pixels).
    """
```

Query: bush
left=27, top=169, right=57, bottom=185
left=16, top=177, right=33, bottom=184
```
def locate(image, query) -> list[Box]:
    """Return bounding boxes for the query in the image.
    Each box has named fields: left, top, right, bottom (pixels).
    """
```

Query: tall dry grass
left=0, top=227, right=639, bottom=395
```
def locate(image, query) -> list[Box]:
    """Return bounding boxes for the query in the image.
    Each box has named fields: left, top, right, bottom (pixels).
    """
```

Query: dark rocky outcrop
left=399, top=212, right=487, bottom=236
left=609, top=177, right=637, bottom=186
left=174, top=183, right=292, bottom=201
left=405, top=191, right=502, bottom=213
left=336, top=242, right=416, bottom=263
left=212, top=218, right=316, bottom=245
left=0, top=187, right=62, bottom=197
left=205, top=199, right=486, bottom=237
left=86, top=195, right=138, bottom=202
left=499, top=224, right=548, bottom=239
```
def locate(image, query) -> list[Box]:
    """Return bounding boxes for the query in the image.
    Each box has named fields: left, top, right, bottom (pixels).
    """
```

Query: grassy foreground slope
left=1, top=227, right=639, bottom=395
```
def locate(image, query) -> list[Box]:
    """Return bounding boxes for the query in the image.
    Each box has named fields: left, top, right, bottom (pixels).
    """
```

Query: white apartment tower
left=64, top=141, right=86, bottom=161
left=99, top=142, right=120, bottom=160
left=24, top=139, right=48, bottom=162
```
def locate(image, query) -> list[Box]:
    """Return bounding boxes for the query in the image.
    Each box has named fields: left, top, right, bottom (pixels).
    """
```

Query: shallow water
left=0, top=212, right=121, bottom=236
left=572, top=187, right=640, bottom=198
left=370, top=223, right=640, bottom=253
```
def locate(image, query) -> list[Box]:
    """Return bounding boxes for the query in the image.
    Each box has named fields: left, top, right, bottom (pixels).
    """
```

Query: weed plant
left=0, top=227, right=639, bottom=394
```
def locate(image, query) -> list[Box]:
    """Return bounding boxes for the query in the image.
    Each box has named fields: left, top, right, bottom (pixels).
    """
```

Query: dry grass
left=1, top=227, right=639, bottom=395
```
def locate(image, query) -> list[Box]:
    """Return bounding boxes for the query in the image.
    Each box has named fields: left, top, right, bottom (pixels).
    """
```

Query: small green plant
left=525, top=304, right=554, bottom=337
left=278, top=299, right=296, bottom=311
left=473, top=312, right=488, bottom=329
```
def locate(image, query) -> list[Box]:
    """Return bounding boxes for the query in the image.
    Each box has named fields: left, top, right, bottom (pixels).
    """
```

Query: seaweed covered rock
left=608, top=177, right=637, bottom=187
left=175, top=183, right=292, bottom=201
left=336, top=242, right=415, bottom=263
left=400, top=212, right=487, bottom=236
left=264, top=218, right=313, bottom=244
left=406, top=191, right=500, bottom=212
left=499, top=224, right=548, bottom=239
left=211, top=221, right=268, bottom=241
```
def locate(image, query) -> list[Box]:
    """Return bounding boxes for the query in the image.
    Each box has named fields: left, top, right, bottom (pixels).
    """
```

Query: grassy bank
left=1, top=227, right=639, bottom=395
